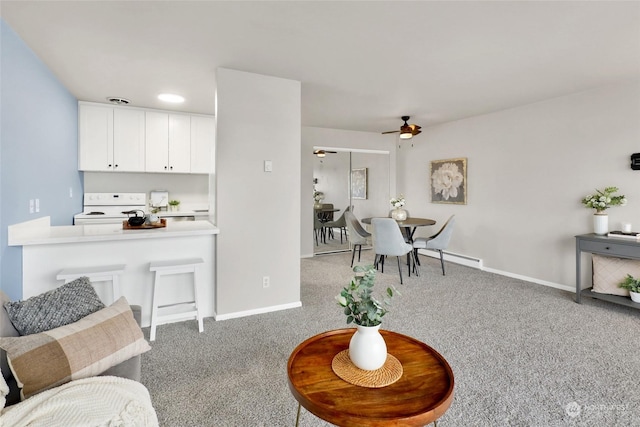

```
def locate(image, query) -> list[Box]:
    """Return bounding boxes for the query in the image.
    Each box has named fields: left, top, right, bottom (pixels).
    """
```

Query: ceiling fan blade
left=412, top=129, right=422, bottom=136
left=381, top=130, right=400, bottom=134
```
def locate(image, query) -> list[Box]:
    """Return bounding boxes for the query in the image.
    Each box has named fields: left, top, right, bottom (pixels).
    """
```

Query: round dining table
left=361, top=217, right=436, bottom=243
left=361, top=217, right=436, bottom=269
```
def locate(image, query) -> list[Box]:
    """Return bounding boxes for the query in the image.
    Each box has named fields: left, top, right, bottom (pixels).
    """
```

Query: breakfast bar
left=8, top=217, right=220, bottom=327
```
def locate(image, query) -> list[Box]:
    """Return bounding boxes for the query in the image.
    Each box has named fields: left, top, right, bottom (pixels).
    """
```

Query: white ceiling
left=2, top=1, right=639, bottom=134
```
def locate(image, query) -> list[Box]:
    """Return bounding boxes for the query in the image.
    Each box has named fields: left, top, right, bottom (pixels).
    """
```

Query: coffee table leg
left=295, top=402, right=301, bottom=426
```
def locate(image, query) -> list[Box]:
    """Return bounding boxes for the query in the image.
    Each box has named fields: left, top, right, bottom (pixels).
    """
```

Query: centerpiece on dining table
left=390, top=194, right=408, bottom=221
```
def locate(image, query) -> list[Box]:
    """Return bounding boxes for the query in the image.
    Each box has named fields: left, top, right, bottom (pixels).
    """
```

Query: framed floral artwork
left=430, top=158, right=467, bottom=204
left=351, top=168, right=367, bottom=200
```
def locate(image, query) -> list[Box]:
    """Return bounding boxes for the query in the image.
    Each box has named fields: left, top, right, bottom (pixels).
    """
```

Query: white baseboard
left=482, top=267, right=574, bottom=293
left=417, top=248, right=573, bottom=293
left=214, top=301, right=302, bottom=321
left=418, top=248, right=483, bottom=269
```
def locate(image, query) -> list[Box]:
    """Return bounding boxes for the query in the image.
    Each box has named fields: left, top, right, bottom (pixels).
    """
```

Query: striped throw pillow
left=0, top=297, right=150, bottom=400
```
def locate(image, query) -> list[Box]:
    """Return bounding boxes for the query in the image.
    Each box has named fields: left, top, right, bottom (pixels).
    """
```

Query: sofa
left=0, top=282, right=158, bottom=426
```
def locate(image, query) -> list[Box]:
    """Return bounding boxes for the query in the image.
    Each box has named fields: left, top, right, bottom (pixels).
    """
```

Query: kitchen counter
left=8, top=216, right=219, bottom=327
left=9, top=216, right=218, bottom=246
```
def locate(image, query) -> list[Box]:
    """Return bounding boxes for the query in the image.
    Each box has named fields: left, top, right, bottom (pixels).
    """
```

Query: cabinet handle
left=605, top=246, right=610, bottom=250
left=108, top=164, right=112, bottom=168
left=164, top=166, right=168, bottom=170
left=170, top=166, right=173, bottom=170
left=114, top=164, right=118, bottom=168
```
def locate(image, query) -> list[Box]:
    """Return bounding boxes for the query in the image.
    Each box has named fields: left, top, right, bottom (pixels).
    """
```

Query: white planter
left=593, top=212, right=608, bottom=235
left=630, top=291, right=640, bottom=303
left=349, top=324, right=387, bottom=370
left=391, top=208, right=407, bottom=221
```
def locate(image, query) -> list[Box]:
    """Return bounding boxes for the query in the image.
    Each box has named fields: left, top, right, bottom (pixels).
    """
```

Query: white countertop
left=8, top=216, right=219, bottom=246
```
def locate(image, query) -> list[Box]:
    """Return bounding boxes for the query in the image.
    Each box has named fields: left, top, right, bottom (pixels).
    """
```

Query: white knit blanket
left=0, top=376, right=159, bottom=427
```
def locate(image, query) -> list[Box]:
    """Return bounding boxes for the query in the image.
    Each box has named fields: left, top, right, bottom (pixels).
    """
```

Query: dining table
left=361, top=217, right=436, bottom=269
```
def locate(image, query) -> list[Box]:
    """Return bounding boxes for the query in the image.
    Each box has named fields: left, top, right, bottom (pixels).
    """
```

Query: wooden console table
left=575, top=233, right=640, bottom=309
left=287, top=328, right=454, bottom=427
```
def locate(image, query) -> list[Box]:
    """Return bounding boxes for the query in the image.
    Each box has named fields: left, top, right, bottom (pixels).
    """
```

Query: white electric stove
left=74, top=193, right=147, bottom=225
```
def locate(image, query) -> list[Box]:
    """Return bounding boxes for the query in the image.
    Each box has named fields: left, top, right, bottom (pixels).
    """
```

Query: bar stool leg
left=194, top=266, right=203, bottom=333
left=150, top=270, right=160, bottom=342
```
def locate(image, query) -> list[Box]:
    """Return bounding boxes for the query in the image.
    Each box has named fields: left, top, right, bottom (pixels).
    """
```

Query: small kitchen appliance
left=74, top=193, right=147, bottom=225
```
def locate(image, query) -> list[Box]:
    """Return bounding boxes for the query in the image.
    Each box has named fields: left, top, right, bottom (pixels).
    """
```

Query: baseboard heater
left=417, top=249, right=483, bottom=269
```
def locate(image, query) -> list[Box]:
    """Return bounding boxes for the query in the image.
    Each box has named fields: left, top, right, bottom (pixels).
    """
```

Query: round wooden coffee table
left=287, top=328, right=454, bottom=427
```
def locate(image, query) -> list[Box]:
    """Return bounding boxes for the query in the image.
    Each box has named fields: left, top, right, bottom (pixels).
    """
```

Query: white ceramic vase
left=630, top=291, right=640, bottom=303
left=391, top=208, right=407, bottom=221
left=349, top=324, right=387, bottom=370
left=593, top=212, right=608, bottom=235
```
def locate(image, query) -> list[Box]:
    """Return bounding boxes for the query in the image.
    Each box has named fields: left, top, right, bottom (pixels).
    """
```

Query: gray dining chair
left=371, top=218, right=418, bottom=284
left=345, top=211, right=371, bottom=267
left=324, top=206, right=351, bottom=243
left=313, top=214, right=326, bottom=245
left=412, top=215, right=456, bottom=275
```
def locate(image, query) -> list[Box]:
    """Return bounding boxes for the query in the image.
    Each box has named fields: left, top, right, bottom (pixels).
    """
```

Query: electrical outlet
left=29, top=199, right=34, bottom=214
left=263, top=276, right=270, bottom=288
left=35, top=199, right=40, bottom=213
left=69, top=187, right=73, bottom=198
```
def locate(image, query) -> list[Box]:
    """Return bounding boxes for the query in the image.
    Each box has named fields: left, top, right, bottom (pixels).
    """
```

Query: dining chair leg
left=357, top=245, right=362, bottom=262
left=411, top=251, right=420, bottom=276
left=438, top=250, right=446, bottom=275
left=396, top=256, right=403, bottom=284
left=350, top=246, right=358, bottom=267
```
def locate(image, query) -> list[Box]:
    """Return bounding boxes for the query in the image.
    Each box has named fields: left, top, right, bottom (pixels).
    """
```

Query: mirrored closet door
left=313, top=149, right=390, bottom=255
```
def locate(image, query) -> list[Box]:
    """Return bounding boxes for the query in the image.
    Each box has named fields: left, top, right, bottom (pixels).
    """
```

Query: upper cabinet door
left=190, top=115, right=215, bottom=174
left=145, top=111, right=170, bottom=172
left=168, top=114, right=191, bottom=173
left=78, top=104, right=114, bottom=171
left=113, top=108, right=145, bottom=172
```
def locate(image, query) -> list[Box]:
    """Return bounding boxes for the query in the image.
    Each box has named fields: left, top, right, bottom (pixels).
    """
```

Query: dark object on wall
left=631, top=153, right=640, bottom=170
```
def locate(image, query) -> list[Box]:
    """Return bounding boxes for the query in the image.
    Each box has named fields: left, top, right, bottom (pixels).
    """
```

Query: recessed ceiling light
left=158, top=93, right=185, bottom=103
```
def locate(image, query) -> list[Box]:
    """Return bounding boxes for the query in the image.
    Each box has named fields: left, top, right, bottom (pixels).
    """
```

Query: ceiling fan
left=381, top=116, right=422, bottom=139
left=313, top=149, right=337, bottom=158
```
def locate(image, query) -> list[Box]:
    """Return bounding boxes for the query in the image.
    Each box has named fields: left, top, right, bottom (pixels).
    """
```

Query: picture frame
left=430, top=158, right=467, bottom=204
left=351, top=168, right=368, bottom=200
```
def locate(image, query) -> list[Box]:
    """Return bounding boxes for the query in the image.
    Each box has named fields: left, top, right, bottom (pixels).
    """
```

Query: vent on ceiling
left=106, top=97, right=131, bottom=105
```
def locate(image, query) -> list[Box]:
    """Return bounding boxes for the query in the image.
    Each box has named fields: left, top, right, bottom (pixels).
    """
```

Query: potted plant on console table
left=619, top=274, right=640, bottom=303
left=581, top=186, right=627, bottom=235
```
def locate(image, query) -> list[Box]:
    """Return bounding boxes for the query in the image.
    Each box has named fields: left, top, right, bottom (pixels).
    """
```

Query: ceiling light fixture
left=316, top=152, right=326, bottom=158
left=158, top=93, right=185, bottom=103
left=399, top=127, right=413, bottom=139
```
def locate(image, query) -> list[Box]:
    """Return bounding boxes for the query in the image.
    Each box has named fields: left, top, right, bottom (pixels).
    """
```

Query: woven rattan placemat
left=331, top=349, right=403, bottom=388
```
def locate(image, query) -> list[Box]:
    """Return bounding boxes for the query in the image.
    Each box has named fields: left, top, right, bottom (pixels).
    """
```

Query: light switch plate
left=264, top=160, right=273, bottom=172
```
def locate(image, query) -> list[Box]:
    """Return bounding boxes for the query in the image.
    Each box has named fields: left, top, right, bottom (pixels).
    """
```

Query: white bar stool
left=56, top=264, right=126, bottom=304
left=149, top=257, right=204, bottom=341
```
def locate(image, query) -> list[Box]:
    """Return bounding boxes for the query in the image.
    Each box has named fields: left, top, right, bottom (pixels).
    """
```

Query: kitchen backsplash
left=83, top=172, right=210, bottom=211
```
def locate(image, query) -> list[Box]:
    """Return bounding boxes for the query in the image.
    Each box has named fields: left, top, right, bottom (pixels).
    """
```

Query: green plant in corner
left=335, top=265, right=398, bottom=327
left=618, top=274, right=640, bottom=293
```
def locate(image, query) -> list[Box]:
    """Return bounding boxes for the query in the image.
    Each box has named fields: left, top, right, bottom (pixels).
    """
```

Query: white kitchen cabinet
left=190, top=115, right=215, bottom=174
left=145, top=112, right=191, bottom=173
left=78, top=103, right=145, bottom=172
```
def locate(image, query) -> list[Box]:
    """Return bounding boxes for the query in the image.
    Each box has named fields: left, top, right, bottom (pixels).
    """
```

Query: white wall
left=396, top=78, right=640, bottom=288
left=302, top=127, right=396, bottom=257
left=215, top=68, right=301, bottom=317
